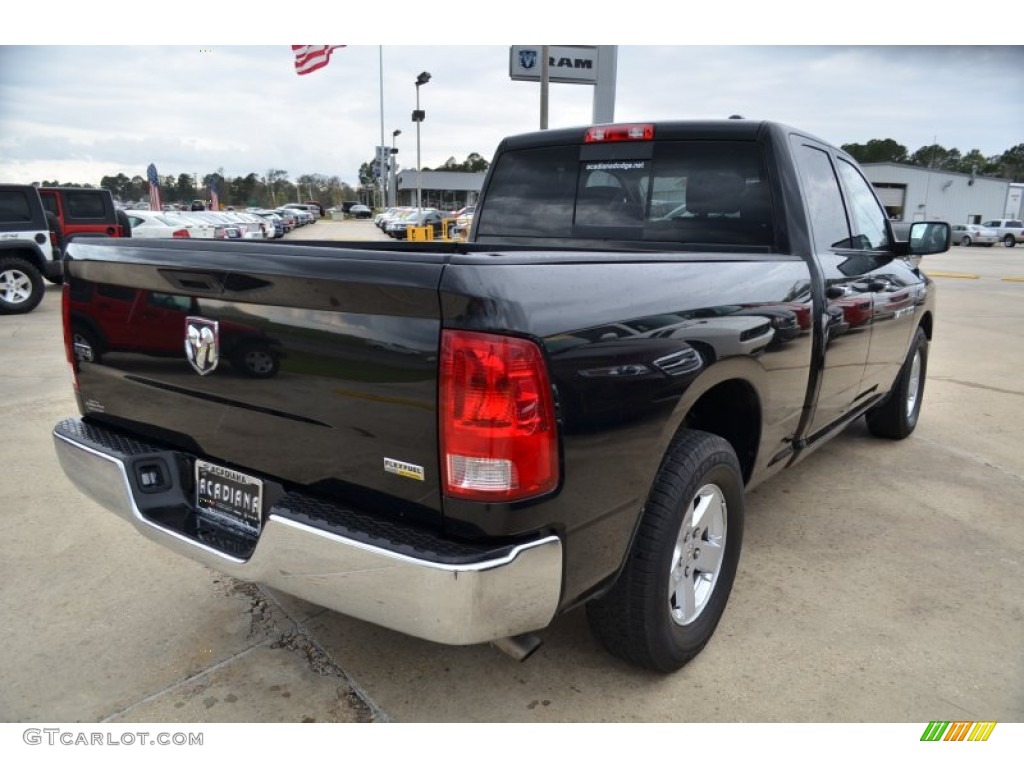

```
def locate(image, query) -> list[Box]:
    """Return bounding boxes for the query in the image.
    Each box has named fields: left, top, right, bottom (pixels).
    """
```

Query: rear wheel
left=1005, top=234, right=1017, bottom=247
left=866, top=327, right=928, bottom=439
left=0, top=256, right=45, bottom=314
left=230, top=342, right=279, bottom=378
left=960, top=236, right=972, bottom=247
left=586, top=430, right=744, bottom=672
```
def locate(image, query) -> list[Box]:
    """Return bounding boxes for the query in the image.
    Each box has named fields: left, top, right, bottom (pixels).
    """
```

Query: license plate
left=195, top=459, right=263, bottom=534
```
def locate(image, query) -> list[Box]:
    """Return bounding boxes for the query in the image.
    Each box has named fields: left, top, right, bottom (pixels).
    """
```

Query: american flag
left=292, top=45, right=345, bottom=76
left=147, top=163, right=162, bottom=211
left=209, top=177, right=220, bottom=211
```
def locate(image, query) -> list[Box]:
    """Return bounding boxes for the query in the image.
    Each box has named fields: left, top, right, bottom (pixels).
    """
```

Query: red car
left=68, top=281, right=282, bottom=378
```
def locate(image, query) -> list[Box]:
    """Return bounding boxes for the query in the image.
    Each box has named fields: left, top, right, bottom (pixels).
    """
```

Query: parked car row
left=950, top=223, right=999, bottom=247
left=121, top=206, right=321, bottom=241
left=374, top=206, right=468, bottom=240
left=377, top=208, right=448, bottom=240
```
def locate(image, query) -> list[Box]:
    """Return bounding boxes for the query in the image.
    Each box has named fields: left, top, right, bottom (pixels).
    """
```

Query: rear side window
left=0, top=190, right=34, bottom=222
left=794, top=145, right=850, bottom=252
left=477, top=141, right=773, bottom=247
left=65, top=191, right=107, bottom=220
left=476, top=146, right=577, bottom=237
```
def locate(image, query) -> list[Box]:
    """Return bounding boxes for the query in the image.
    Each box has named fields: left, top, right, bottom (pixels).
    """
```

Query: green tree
left=176, top=173, right=195, bottom=203
left=100, top=173, right=131, bottom=201
left=231, top=172, right=260, bottom=205
left=909, top=144, right=961, bottom=171
left=357, top=159, right=378, bottom=187
left=841, top=139, right=908, bottom=164
left=202, top=170, right=226, bottom=206
left=128, top=175, right=146, bottom=202
left=994, top=144, right=1024, bottom=182
left=265, top=169, right=289, bottom=207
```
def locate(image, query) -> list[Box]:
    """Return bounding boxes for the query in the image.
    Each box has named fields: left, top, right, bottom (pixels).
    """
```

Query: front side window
left=837, top=160, right=889, bottom=250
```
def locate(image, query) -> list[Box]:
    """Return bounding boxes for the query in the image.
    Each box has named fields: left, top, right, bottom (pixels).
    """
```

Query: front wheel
left=866, top=327, right=928, bottom=439
left=586, top=430, right=744, bottom=672
left=0, top=256, right=45, bottom=314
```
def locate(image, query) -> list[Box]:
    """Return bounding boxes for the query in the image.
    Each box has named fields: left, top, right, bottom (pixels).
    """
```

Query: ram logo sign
left=509, top=46, right=599, bottom=84
left=185, top=317, right=220, bottom=376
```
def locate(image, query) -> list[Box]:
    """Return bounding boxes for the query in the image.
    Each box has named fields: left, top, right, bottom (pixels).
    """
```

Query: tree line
left=32, top=142, right=1023, bottom=205
left=357, top=152, right=490, bottom=188
left=88, top=170, right=361, bottom=209
left=38, top=152, right=490, bottom=209
left=841, top=139, right=1024, bottom=181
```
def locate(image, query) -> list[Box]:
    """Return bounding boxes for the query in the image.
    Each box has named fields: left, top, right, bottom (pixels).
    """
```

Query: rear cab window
left=476, top=140, right=774, bottom=249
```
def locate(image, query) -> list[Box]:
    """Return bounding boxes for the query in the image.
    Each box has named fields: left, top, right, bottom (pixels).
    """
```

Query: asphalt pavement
left=1, top=223, right=1021, bottom=723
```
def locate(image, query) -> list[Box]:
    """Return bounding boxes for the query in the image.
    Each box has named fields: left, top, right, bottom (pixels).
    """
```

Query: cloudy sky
left=1, top=36, right=1021, bottom=190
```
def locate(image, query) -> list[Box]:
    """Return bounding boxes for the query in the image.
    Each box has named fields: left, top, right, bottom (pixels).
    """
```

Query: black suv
left=0, top=184, right=61, bottom=314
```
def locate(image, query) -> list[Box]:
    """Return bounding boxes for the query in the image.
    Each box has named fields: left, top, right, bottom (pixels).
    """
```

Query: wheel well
left=681, top=379, right=760, bottom=484
left=917, top=311, right=933, bottom=341
left=0, top=246, right=44, bottom=270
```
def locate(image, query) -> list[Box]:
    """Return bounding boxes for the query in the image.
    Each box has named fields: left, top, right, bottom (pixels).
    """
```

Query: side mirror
left=894, top=221, right=950, bottom=266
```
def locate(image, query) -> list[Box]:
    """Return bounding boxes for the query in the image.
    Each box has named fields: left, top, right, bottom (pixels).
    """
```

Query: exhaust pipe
left=491, top=633, right=543, bottom=662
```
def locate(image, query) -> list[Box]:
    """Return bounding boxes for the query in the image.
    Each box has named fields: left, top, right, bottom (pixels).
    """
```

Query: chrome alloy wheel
left=905, top=347, right=923, bottom=419
left=669, top=483, right=727, bottom=626
left=0, top=266, right=33, bottom=305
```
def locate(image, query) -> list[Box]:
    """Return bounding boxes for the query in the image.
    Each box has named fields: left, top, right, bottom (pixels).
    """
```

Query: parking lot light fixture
left=413, top=72, right=431, bottom=220
left=390, top=129, right=401, bottom=207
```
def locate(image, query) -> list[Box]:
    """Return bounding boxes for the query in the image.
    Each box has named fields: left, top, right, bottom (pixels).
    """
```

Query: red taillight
left=440, top=330, right=558, bottom=502
left=172, top=229, right=190, bottom=238
left=584, top=123, right=655, bottom=143
left=61, top=284, right=79, bottom=392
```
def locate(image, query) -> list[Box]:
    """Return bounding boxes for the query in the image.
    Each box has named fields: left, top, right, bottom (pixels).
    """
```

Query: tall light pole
left=390, top=129, right=401, bottom=207
left=413, top=71, right=431, bottom=220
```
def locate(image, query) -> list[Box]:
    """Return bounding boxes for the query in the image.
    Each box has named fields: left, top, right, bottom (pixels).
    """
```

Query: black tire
left=1004, top=234, right=1016, bottom=247
left=866, top=327, right=928, bottom=440
left=586, top=430, right=745, bottom=672
left=45, top=210, right=66, bottom=253
left=230, top=341, right=279, bottom=378
left=71, top=323, right=103, bottom=364
left=116, top=209, right=132, bottom=238
left=960, top=236, right=971, bottom=247
left=0, top=256, right=45, bottom=315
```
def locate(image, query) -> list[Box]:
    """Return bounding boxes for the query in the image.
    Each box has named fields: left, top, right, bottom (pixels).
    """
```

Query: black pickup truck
left=52, top=120, right=949, bottom=672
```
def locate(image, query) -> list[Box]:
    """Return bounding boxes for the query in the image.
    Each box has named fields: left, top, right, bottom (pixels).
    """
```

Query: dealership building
left=862, top=163, right=1023, bottom=225
left=394, top=170, right=485, bottom=211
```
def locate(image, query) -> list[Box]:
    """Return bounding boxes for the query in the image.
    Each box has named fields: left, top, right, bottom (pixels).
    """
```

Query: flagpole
left=378, top=45, right=386, bottom=211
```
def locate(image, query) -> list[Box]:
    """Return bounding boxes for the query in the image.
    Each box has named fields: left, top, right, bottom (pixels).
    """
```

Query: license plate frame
left=195, top=459, right=263, bottom=535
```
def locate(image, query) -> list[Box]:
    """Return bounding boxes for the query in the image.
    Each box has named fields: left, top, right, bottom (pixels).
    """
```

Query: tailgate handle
left=158, top=269, right=225, bottom=294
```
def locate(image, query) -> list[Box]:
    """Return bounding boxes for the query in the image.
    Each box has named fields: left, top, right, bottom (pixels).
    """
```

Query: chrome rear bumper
left=53, top=417, right=562, bottom=646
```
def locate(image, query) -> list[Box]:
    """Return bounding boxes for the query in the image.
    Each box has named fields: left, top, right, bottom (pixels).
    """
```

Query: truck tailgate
left=65, top=239, right=446, bottom=525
